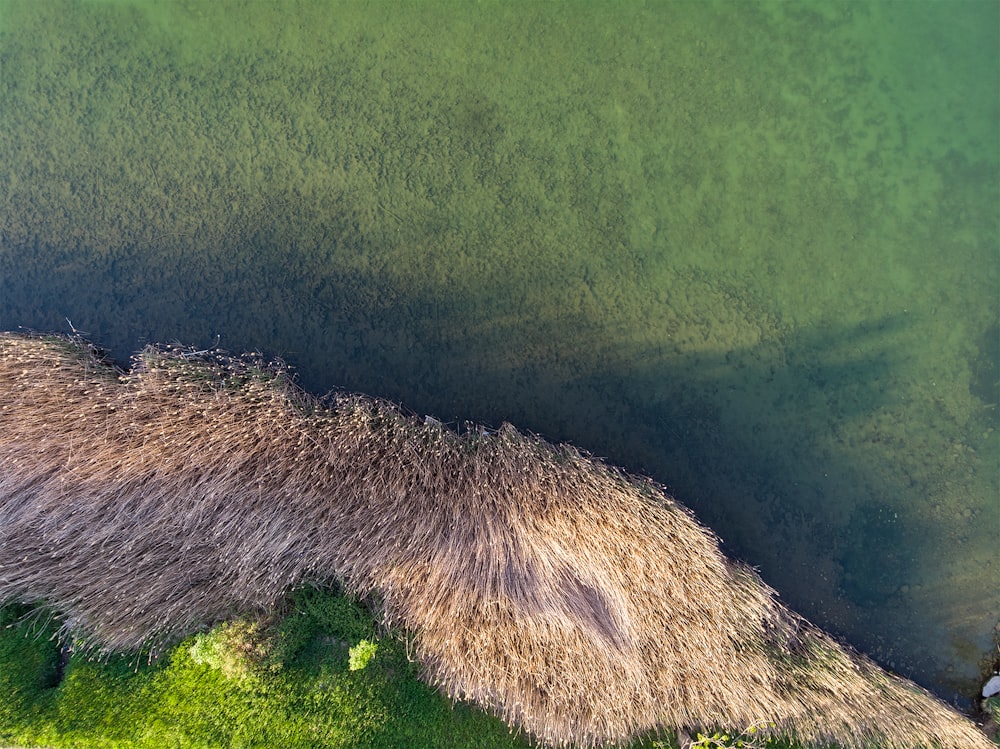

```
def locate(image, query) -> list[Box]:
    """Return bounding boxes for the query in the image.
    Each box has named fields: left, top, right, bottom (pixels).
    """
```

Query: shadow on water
left=970, top=322, right=1000, bottom=411
left=0, top=0, right=996, bottom=710
left=3, top=215, right=995, bottom=705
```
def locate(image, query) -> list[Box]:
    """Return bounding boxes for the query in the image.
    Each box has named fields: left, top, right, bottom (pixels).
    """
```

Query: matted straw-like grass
left=0, top=332, right=989, bottom=748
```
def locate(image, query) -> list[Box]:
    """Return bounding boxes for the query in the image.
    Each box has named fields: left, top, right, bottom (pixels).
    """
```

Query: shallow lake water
left=1, top=0, right=997, bottom=708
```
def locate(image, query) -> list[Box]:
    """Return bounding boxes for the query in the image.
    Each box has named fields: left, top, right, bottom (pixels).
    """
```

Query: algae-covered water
left=1, top=0, right=997, bottom=708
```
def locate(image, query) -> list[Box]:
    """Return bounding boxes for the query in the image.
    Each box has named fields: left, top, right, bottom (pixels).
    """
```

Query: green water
left=1, top=0, right=997, bottom=707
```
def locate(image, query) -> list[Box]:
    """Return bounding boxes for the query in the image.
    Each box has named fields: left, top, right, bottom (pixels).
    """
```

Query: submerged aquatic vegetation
left=0, top=332, right=990, bottom=748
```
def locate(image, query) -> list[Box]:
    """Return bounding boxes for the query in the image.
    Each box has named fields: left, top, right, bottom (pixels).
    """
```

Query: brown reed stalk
left=0, top=332, right=990, bottom=748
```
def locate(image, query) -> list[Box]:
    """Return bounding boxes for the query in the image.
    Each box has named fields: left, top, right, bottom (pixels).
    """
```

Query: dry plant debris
left=0, top=333, right=989, bottom=748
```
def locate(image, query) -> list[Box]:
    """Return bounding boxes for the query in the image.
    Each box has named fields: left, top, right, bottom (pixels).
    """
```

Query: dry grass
left=0, top=332, right=989, bottom=748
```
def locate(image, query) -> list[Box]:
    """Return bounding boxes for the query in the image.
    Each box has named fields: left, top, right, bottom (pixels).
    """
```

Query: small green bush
left=188, top=619, right=277, bottom=681
left=348, top=639, right=378, bottom=671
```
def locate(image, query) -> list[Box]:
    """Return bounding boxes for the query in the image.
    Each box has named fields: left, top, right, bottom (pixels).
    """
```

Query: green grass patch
left=0, top=590, right=819, bottom=748
left=0, top=590, right=530, bottom=749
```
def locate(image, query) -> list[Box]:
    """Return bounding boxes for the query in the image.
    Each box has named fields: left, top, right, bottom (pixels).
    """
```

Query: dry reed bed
left=0, top=332, right=988, bottom=748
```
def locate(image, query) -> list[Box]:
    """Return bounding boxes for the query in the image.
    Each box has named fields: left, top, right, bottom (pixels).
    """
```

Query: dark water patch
left=838, top=502, right=910, bottom=608
left=970, top=322, right=999, bottom=413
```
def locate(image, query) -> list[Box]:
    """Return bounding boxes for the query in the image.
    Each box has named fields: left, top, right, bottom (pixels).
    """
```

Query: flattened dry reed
left=0, top=333, right=989, bottom=748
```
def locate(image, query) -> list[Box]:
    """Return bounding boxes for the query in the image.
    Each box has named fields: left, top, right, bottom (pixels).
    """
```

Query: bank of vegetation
left=0, top=333, right=990, bottom=748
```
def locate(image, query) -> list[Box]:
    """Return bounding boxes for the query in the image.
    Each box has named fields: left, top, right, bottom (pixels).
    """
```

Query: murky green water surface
left=1, top=0, right=997, bottom=706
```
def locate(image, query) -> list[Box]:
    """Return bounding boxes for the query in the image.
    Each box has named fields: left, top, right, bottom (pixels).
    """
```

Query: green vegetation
left=0, top=0, right=996, bottom=746
left=1, top=332, right=991, bottom=748
left=347, top=640, right=378, bottom=672
left=0, top=0, right=996, bottom=712
left=0, top=2, right=994, bottom=705
left=0, top=589, right=532, bottom=749
left=663, top=723, right=785, bottom=749
left=987, top=696, right=1000, bottom=726
left=2, top=590, right=803, bottom=749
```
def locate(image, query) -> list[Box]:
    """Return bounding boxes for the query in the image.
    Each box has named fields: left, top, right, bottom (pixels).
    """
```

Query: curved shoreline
left=0, top=332, right=990, bottom=748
